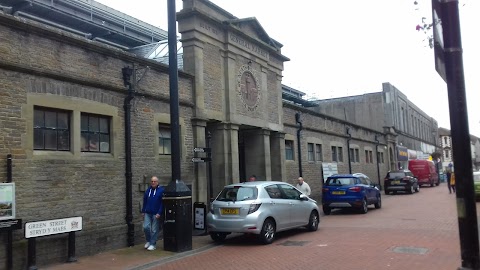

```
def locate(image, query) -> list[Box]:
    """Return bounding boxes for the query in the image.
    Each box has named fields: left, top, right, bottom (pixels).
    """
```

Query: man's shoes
left=147, top=245, right=156, bottom=251
left=144, top=242, right=150, bottom=249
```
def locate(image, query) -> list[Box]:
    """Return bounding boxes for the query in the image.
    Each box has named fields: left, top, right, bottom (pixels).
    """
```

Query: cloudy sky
left=96, top=0, right=480, bottom=137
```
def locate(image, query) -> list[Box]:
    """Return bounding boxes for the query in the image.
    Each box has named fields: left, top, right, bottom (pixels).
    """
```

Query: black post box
left=163, top=180, right=192, bottom=252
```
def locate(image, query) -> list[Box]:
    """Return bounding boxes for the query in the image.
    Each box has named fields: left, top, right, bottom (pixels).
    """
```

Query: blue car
left=322, top=173, right=381, bottom=215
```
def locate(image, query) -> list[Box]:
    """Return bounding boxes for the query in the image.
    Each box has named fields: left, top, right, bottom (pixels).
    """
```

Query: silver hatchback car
left=207, top=181, right=320, bottom=244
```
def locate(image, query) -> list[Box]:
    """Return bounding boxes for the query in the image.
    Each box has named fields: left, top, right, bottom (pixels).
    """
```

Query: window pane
left=34, top=109, right=44, bottom=128
left=99, top=117, right=109, bottom=133
left=81, top=133, right=89, bottom=151
left=355, top=149, right=360, bottom=162
left=81, top=115, right=89, bottom=131
left=159, top=127, right=171, bottom=138
left=89, top=116, right=99, bottom=132
left=58, top=130, right=70, bottom=150
left=162, top=138, right=171, bottom=154
left=349, top=149, right=354, bottom=162
left=338, top=147, right=343, bottom=162
left=99, top=134, right=110, bottom=152
left=89, top=134, right=100, bottom=151
left=57, top=112, right=68, bottom=129
left=45, top=111, right=57, bottom=128
left=34, top=129, right=44, bottom=149
left=331, top=146, right=337, bottom=161
left=44, top=130, right=57, bottom=150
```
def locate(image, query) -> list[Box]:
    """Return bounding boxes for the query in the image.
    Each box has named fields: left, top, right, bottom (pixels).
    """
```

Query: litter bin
left=194, top=202, right=206, bottom=232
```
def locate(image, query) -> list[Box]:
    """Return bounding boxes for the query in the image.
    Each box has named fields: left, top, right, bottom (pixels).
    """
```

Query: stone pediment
left=224, top=17, right=281, bottom=50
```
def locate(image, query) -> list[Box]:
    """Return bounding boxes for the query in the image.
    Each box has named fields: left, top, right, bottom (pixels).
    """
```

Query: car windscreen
left=216, top=186, right=258, bottom=201
left=326, top=177, right=355, bottom=186
left=388, top=172, right=406, bottom=178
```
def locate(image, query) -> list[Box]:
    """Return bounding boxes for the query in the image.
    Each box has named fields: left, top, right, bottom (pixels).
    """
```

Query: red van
left=408, top=160, right=439, bottom=187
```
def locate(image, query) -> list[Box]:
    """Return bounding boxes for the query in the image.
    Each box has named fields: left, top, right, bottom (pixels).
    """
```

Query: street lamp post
left=346, top=127, right=352, bottom=174
left=375, top=135, right=382, bottom=190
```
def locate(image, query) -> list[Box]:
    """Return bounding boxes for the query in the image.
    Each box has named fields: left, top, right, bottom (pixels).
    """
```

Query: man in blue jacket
left=142, top=176, right=164, bottom=251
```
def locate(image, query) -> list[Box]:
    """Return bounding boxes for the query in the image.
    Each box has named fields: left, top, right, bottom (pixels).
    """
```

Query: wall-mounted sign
left=322, top=163, right=338, bottom=181
left=0, top=183, right=15, bottom=221
left=397, top=146, right=408, bottom=161
left=25, top=216, right=83, bottom=238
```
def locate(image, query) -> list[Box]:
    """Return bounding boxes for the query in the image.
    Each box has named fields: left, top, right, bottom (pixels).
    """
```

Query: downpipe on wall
left=295, top=113, right=303, bottom=177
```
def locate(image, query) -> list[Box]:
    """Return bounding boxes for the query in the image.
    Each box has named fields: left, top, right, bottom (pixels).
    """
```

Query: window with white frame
left=159, top=124, right=172, bottom=155
left=308, top=143, right=315, bottom=162
left=285, top=140, right=294, bottom=160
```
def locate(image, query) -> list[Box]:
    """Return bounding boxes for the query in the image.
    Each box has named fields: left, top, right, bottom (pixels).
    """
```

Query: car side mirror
left=299, top=194, right=309, bottom=200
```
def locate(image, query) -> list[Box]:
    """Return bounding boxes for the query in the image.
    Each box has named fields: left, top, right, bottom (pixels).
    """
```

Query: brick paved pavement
left=45, top=184, right=473, bottom=270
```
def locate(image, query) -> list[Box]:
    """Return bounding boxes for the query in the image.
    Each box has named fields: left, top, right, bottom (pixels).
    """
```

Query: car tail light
left=349, top=186, right=362, bottom=192
left=322, top=188, right=329, bottom=192
left=248, top=203, right=261, bottom=214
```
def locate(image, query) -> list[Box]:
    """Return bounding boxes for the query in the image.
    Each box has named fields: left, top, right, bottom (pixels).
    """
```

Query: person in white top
left=296, top=177, right=311, bottom=196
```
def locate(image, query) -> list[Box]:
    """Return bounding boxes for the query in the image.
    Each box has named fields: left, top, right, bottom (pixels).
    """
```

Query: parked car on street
left=207, top=181, right=320, bottom=244
left=322, top=173, right=381, bottom=215
left=384, top=169, right=420, bottom=195
left=408, top=159, right=439, bottom=187
left=473, top=171, right=480, bottom=199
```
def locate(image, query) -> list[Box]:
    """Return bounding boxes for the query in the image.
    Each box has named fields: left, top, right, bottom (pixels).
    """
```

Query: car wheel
left=259, top=219, right=276, bottom=244
left=360, top=198, right=368, bottom=214
left=307, top=211, right=319, bottom=231
left=408, top=185, right=414, bottom=194
left=322, top=205, right=331, bottom=215
left=374, top=195, right=382, bottom=209
left=415, top=185, right=420, bottom=192
left=430, top=180, right=435, bottom=187
left=210, top=232, right=227, bottom=242
left=385, top=190, right=391, bottom=195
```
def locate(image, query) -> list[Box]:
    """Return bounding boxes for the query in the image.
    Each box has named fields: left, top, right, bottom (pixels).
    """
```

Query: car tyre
left=415, top=184, right=420, bottom=192
left=374, top=195, right=382, bottom=209
left=210, top=232, right=227, bottom=243
left=385, top=190, right=391, bottom=195
left=322, top=205, right=331, bottom=215
left=307, top=211, right=319, bottom=231
left=408, top=185, right=414, bottom=194
left=360, top=198, right=368, bottom=214
left=259, top=219, right=276, bottom=244
left=430, top=180, right=435, bottom=187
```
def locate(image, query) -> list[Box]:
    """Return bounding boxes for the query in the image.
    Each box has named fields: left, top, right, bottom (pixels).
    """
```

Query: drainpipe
left=375, top=135, right=382, bottom=190
left=122, top=66, right=135, bottom=247
left=295, top=113, right=303, bottom=177
left=346, top=127, right=352, bottom=174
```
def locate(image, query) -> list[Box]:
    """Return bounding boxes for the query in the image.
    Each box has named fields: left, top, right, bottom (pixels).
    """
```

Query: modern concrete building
left=313, top=82, right=440, bottom=170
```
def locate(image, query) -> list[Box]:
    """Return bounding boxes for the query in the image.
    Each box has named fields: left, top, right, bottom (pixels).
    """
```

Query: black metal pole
left=207, top=131, right=213, bottom=205
left=27, top=238, right=37, bottom=270
left=375, top=135, right=382, bottom=190
left=67, top=232, right=77, bottom=262
left=6, top=154, right=13, bottom=270
left=346, top=127, right=352, bottom=174
left=122, top=66, right=135, bottom=247
left=168, top=0, right=181, bottom=182
left=295, top=113, right=303, bottom=177
left=441, top=1, right=480, bottom=269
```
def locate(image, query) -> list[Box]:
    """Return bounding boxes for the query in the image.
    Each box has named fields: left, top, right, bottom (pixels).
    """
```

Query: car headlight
left=248, top=203, right=261, bottom=214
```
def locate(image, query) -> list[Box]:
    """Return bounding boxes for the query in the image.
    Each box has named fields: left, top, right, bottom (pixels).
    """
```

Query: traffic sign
left=193, top=147, right=211, bottom=153
left=192, top=157, right=212, bottom=163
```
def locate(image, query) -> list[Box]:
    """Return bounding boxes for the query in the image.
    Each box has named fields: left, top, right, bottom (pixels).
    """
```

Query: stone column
left=210, top=123, right=239, bottom=195
left=270, top=132, right=286, bottom=181
left=192, top=118, right=208, bottom=203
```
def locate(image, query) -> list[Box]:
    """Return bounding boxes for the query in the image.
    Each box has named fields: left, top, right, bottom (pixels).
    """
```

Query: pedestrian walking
left=296, top=177, right=311, bottom=196
left=246, top=175, right=257, bottom=182
left=142, top=176, right=164, bottom=251
left=446, top=170, right=452, bottom=193
left=450, top=172, right=456, bottom=193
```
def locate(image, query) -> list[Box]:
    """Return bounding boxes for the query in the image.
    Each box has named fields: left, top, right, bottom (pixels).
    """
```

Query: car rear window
left=388, top=172, right=406, bottom=178
left=217, top=186, right=258, bottom=201
left=326, top=177, right=356, bottom=186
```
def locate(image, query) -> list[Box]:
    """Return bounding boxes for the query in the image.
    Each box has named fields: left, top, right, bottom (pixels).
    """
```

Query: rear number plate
left=221, top=208, right=239, bottom=215
left=332, top=191, right=346, bottom=195
left=392, top=180, right=400, bottom=184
